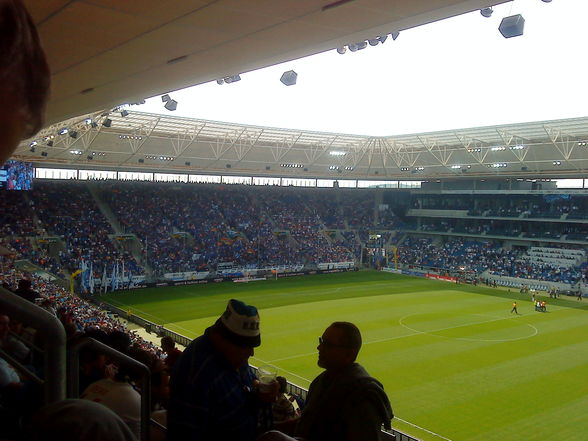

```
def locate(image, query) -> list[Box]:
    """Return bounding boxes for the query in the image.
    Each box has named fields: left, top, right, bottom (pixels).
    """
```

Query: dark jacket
left=296, top=363, right=393, bottom=441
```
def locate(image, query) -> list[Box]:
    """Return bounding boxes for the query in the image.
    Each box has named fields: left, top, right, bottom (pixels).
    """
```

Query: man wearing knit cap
left=168, top=299, right=275, bottom=441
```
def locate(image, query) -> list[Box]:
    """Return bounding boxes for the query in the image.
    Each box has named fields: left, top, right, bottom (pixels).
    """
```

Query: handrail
left=67, top=337, right=152, bottom=441
left=0, top=347, right=43, bottom=384
left=0, top=287, right=66, bottom=404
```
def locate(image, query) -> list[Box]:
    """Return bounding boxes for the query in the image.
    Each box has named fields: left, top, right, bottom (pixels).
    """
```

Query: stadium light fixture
left=355, top=41, right=367, bottom=51
left=336, top=47, right=346, bottom=54
left=224, top=74, right=241, bottom=84
left=480, top=7, right=493, bottom=18
left=280, top=70, right=298, bottom=86
left=161, top=94, right=171, bottom=103
left=58, top=128, right=69, bottom=135
left=391, top=31, right=400, bottom=40
left=368, top=38, right=379, bottom=46
left=499, top=14, right=525, bottom=38
left=164, top=99, right=178, bottom=111
left=377, top=35, right=388, bottom=44
left=329, top=151, right=346, bottom=156
left=216, top=79, right=224, bottom=85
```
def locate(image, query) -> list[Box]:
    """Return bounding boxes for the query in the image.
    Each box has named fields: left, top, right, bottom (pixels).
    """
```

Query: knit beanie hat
left=214, top=299, right=261, bottom=347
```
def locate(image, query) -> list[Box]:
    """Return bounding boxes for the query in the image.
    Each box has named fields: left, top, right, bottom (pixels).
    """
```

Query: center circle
left=399, top=313, right=538, bottom=342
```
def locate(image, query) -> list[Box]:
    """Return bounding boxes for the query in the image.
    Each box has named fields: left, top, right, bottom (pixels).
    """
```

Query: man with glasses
left=260, top=322, right=393, bottom=441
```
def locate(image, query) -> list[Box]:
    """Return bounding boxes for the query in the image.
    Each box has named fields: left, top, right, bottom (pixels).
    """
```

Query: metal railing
left=67, top=337, right=152, bottom=441
left=0, top=287, right=66, bottom=404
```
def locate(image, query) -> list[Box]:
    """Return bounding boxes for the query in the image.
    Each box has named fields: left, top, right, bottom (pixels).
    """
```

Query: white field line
left=267, top=314, right=538, bottom=364
left=394, top=417, right=454, bottom=441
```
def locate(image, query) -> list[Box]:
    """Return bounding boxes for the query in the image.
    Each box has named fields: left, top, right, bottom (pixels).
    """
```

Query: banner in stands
left=401, top=269, right=427, bottom=278
left=382, top=268, right=403, bottom=274
left=317, top=262, right=355, bottom=270
left=163, top=271, right=210, bottom=281
left=425, top=273, right=457, bottom=283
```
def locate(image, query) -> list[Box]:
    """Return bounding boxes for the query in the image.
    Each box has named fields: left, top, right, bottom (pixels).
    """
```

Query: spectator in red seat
left=161, top=335, right=182, bottom=371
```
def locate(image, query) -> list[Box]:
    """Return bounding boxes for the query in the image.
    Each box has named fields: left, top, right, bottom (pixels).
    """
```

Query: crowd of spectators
left=29, top=181, right=142, bottom=277
left=0, top=245, right=169, bottom=440
left=397, top=237, right=587, bottom=284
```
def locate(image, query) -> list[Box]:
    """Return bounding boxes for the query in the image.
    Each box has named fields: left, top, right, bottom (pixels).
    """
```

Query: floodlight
left=164, top=99, right=177, bottom=111
left=58, top=128, right=69, bottom=135
left=368, top=38, right=379, bottom=46
left=541, top=0, right=551, bottom=2
left=280, top=70, right=298, bottom=86
left=480, top=7, right=493, bottom=17
left=377, top=35, right=388, bottom=44
left=348, top=43, right=358, bottom=52
left=499, top=14, right=525, bottom=38
left=336, top=47, right=346, bottom=54
left=161, top=94, right=171, bottom=102
left=391, top=31, right=400, bottom=40
left=216, top=79, right=224, bottom=85
left=356, top=41, right=367, bottom=50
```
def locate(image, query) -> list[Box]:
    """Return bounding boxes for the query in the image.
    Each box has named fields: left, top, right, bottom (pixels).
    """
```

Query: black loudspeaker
left=499, top=14, right=525, bottom=38
left=41, top=151, right=48, bottom=157
left=226, top=164, right=231, bottom=168
left=265, top=166, right=270, bottom=170
left=521, top=166, right=528, bottom=171
left=138, top=158, right=144, bottom=163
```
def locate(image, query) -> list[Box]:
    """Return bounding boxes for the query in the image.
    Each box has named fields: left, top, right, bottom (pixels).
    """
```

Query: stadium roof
left=16, top=111, right=588, bottom=180
left=26, top=0, right=506, bottom=125
left=22, top=0, right=588, bottom=180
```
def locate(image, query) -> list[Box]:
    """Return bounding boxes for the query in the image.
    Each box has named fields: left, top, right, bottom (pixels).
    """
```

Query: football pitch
left=100, top=271, right=588, bottom=441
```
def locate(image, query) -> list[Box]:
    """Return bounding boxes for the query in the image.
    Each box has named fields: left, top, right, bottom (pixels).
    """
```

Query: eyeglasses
left=318, top=336, right=349, bottom=348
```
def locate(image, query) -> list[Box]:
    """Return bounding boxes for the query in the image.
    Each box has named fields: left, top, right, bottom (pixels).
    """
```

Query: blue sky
left=135, top=0, right=587, bottom=137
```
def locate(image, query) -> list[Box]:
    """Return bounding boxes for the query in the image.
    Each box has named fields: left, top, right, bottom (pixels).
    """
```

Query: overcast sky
left=135, top=0, right=587, bottom=137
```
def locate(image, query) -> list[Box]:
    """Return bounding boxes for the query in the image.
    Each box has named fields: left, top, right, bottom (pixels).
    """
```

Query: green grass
left=100, top=271, right=588, bottom=441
